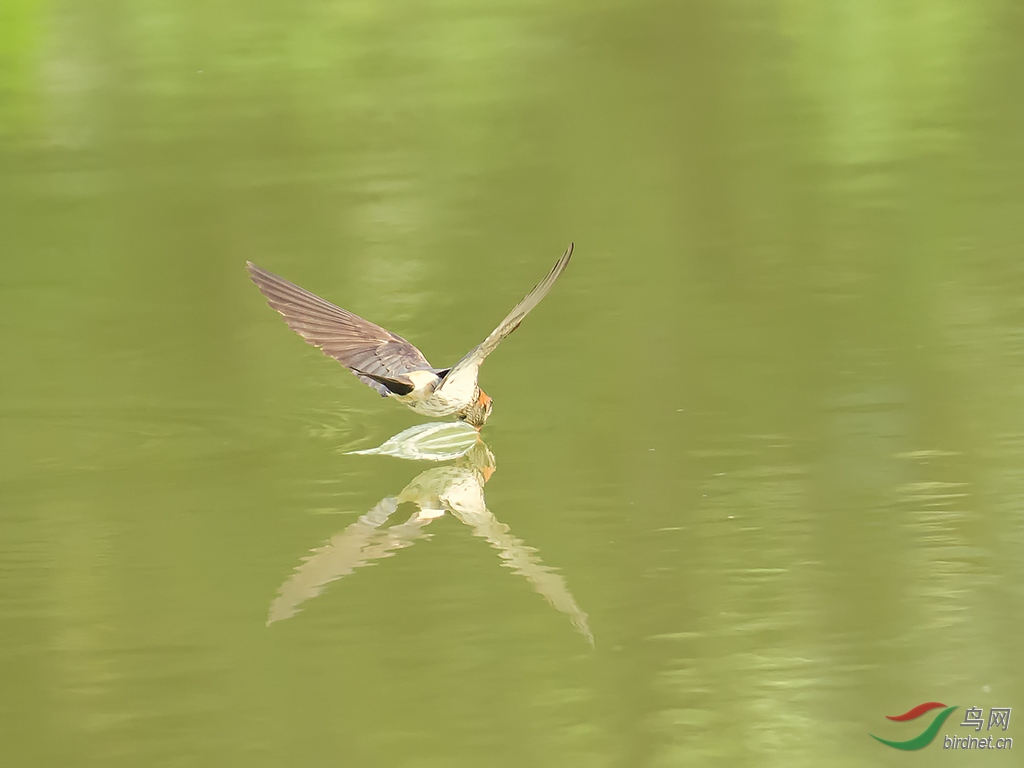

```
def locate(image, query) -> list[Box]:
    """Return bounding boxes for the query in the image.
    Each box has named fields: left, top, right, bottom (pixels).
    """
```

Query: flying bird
left=246, top=244, right=573, bottom=427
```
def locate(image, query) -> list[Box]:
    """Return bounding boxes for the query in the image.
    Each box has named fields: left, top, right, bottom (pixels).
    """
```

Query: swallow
left=246, top=244, right=573, bottom=427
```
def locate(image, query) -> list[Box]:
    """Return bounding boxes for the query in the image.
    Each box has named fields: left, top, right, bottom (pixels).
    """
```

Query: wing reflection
left=269, top=425, right=593, bottom=645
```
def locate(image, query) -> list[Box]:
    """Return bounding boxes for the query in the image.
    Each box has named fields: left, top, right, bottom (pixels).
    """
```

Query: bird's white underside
left=393, top=364, right=481, bottom=417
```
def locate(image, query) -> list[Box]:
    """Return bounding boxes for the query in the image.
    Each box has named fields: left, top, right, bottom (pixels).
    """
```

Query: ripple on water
left=0, top=401, right=378, bottom=482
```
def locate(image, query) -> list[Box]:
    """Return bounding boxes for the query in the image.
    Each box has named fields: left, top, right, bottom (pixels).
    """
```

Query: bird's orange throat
left=462, top=388, right=493, bottom=429
left=476, top=389, right=493, bottom=429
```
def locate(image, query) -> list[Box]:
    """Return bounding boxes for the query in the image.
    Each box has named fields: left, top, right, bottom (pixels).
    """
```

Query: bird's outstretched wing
left=246, top=262, right=432, bottom=396
left=444, top=244, right=573, bottom=383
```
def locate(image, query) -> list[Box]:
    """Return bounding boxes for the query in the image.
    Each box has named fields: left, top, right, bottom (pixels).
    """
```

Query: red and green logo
left=871, top=702, right=958, bottom=750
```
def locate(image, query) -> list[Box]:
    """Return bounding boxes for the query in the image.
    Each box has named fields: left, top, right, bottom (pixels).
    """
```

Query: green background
left=1, top=0, right=1022, bottom=765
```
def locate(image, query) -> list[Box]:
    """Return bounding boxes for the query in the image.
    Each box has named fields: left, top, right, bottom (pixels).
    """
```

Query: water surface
left=2, top=1, right=1024, bottom=766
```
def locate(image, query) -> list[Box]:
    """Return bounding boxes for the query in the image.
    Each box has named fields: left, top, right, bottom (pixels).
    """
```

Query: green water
left=2, top=1, right=1023, bottom=765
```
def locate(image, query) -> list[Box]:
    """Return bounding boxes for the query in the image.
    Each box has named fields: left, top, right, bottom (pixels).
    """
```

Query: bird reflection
left=268, top=424, right=593, bottom=645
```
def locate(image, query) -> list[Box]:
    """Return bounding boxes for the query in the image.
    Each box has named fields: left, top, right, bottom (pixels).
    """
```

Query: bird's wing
left=443, top=244, right=573, bottom=383
left=445, top=483, right=594, bottom=646
left=267, top=497, right=434, bottom=625
left=246, top=262, right=432, bottom=396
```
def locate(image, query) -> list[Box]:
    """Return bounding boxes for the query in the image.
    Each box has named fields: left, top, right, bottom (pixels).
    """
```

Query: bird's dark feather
left=351, top=370, right=417, bottom=396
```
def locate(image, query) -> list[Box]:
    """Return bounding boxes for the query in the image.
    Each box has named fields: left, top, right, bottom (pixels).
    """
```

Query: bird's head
left=461, top=389, right=493, bottom=428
